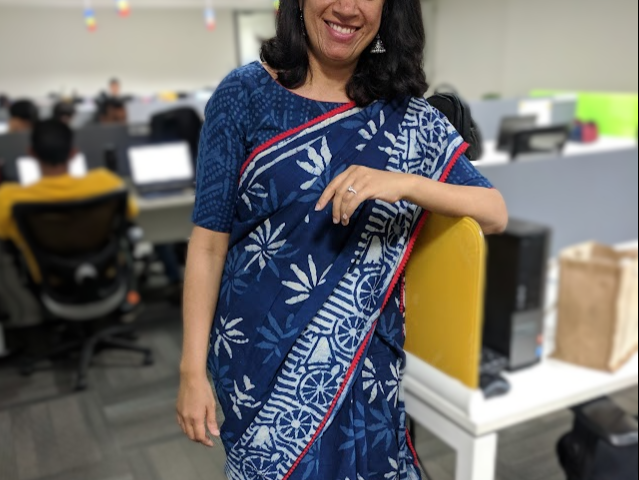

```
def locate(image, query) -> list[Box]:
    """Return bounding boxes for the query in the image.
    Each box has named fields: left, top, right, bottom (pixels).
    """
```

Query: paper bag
left=553, top=242, right=638, bottom=372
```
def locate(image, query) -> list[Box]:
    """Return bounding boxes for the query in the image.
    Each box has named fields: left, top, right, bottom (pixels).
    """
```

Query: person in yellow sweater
left=0, top=120, right=138, bottom=284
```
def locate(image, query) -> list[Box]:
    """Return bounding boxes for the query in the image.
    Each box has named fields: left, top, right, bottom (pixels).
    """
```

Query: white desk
left=135, top=192, right=195, bottom=244
left=477, top=137, right=638, bottom=167
left=403, top=241, right=639, bottom=480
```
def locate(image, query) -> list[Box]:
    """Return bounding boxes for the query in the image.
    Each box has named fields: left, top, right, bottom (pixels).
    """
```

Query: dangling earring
left=371, top=34, right=386, bottom=54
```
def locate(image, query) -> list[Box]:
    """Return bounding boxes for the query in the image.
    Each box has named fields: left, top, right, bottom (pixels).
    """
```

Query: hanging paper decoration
left=204, top=6, right=216, bottom=31
left=116, top=0, right=131, bottom=17
left=84, top=8, right=97, bottom=32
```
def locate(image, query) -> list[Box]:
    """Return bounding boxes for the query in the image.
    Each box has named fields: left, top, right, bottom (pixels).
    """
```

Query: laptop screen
left=128, top=142, right=193, bottom=187
left=17, top=153, right=88, bottom=186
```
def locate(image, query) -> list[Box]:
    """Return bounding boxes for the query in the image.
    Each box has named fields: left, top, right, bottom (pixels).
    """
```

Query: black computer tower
left=483, top=218, right=551, bottom=371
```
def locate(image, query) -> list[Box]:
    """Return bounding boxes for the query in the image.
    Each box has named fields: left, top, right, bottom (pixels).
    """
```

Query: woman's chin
left=320, top=49, right=360, bottom=67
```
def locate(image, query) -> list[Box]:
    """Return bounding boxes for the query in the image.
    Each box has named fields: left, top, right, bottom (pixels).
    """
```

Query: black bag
left=428, top=92, right=483, bottom=161
left=557, top=398, right=638, bottom=480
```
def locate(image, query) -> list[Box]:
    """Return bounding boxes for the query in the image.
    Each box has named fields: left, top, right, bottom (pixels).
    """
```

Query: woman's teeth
left=328, top=22, right=357, bottom=35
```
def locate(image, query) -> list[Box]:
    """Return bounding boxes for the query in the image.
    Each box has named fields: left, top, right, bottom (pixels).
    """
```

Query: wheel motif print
left=276, top=407, right=315, bottom=442
left=299, top=369, right=339, bottom=406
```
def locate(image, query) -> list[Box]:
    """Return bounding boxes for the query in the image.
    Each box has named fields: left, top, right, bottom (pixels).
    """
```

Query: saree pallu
left=209, top=96, right=468, bottom=480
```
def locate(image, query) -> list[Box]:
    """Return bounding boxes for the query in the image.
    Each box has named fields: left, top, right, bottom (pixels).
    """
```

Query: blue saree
left=193, top=63, right=492, bottom=480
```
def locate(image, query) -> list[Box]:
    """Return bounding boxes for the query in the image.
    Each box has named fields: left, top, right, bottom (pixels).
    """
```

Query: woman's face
left=302, top=0, right=385, bottom=68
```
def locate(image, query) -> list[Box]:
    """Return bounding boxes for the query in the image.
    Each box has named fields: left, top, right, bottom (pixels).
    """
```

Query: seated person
left=8, top=99, right=39, bottom=133
left=0, top=120, right=138, bottom=284
left=97, top=98, right=127, bottom=125
left=52, top=101, right=76, bottom=126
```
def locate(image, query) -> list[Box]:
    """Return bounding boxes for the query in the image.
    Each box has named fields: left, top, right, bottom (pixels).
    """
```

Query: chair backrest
left=150, top=107, right=203, bottom=163
left=404, top=214, right=486, bottom=390
left=0, top=131, right=30, bottom=183
left=12, top=190, right=130, bottom=309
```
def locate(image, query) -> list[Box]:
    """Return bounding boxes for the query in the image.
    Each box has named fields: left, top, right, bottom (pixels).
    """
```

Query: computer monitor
left=497, top=115, right=538, bottom=152
left=510, top=126, right=570, bottom=160
left=551, top=98, right=578, bottom=129
left=75, top=124, right=130, bottom=171
left=16, top=153, right=88, bottom=186
left=127, top=142, right=194, bottom=194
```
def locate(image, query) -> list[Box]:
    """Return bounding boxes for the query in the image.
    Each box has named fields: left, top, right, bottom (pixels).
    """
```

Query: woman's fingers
left=332, top=176, right=356, bottom=225
left=192, top=417, right=214, bottom=447
left=316, top=166, right=358, bottom=213
left=206, top=403, right=221, bottom=438
left=183, top=418, right=197, bottom=442
left=341, top=185, right=368, bottom=225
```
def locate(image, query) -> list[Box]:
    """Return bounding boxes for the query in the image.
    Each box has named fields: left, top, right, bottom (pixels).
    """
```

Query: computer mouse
left=480, top=373, right=512, bottom=399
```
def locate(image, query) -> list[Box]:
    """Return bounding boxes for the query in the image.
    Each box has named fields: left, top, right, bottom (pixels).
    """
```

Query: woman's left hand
left=315, top=166, right=409, bottom=226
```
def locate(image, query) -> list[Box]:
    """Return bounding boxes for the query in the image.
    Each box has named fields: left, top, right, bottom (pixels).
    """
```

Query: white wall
left=0, top=7, right=239, bottom=97
left=429, top=0, right=639, bottom=99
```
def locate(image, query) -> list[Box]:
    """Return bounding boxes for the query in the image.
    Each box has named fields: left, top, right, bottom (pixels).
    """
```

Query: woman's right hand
left=176, top=373, right=220, bottom=447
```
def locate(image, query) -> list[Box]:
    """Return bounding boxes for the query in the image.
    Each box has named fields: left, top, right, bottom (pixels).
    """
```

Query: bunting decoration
left=116, top=0, right=131, bottom=17
left=205, top=2, right=216, bottom=31
left=84, top=1, right=97, bottom=32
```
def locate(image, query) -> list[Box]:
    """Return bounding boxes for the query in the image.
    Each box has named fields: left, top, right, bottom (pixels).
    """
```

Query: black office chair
left=557, top=397, right=638, bottom=480
left=150, top=107, right=203, bottom=163
left=13, top=190, right=153, bottom=391
left=510, top=126, right=570, bottom=160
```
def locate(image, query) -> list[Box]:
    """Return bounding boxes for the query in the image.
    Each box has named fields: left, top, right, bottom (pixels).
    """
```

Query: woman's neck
left=302, top=54, right=356, bottom=103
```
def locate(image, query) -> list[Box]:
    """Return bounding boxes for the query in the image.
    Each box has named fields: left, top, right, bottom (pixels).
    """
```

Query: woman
left=177, top=0, right=508, bottom=479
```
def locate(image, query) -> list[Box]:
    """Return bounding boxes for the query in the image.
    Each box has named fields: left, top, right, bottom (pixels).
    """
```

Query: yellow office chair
left=404, top=214, right=486, bottom=390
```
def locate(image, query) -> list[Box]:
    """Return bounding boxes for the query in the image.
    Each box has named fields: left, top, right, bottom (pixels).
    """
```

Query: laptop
left=16, top=153, right=88, bottom=186
left=497, top=115, right=538, bottom=152
left=127, top=141, right=194, bottom=197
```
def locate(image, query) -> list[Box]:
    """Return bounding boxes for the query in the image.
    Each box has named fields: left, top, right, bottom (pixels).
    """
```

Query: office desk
left=478, top=137, right=637, bottom=166
left=135, top=192, right=194, bottom=244
left=403, top=241, right=639, bottom=480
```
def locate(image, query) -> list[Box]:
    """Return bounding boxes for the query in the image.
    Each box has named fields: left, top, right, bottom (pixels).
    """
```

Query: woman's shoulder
left=214, top=62, right=268, bottom=97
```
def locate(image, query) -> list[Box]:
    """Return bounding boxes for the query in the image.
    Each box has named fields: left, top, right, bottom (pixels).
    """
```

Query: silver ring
left=347, top=185, right=357, bottom=195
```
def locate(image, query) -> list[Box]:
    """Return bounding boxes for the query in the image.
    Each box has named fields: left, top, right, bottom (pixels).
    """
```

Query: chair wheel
left=20, top=366, right=35, bottom=377
left=75, top=378, right=88, bottom=392
left=143, top=353, right=154, bottom=366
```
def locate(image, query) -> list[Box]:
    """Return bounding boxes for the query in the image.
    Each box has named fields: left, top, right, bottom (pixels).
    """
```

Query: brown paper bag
left=553, top=242, right=638, bottom=372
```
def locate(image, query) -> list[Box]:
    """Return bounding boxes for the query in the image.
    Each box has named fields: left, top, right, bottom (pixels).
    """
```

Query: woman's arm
left=177, top=226, right=229, bottom=447
left=402, top=175, right=508, bottom=235
left=316, top=166, right=508, bottom=235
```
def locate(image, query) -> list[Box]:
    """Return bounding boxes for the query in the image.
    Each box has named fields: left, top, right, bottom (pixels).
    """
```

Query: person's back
left=0, top=120, right=138, bottom=283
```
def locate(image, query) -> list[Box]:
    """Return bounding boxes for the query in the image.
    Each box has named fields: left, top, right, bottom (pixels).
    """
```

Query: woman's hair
left=261, top=0, right=428, bottom=107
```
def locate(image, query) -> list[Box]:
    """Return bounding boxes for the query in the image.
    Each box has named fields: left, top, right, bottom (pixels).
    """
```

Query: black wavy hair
left=10, top=99, right=39, bottom=125
left=31, top=120, right=74, bottom=166
left=261, top=0, right=428, bottom=107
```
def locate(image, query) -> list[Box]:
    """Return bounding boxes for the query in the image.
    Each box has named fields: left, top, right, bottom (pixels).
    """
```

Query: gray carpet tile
left=1, top=306, right=637, bottom=480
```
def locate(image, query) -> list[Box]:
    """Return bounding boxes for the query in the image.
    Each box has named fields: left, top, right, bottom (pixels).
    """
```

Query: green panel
left=531, top=90, right=638, bottom=138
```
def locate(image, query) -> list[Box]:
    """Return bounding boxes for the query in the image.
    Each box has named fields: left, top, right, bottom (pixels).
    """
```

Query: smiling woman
left=177, top=1, right=507, bottom=479
left=260, top=0, right=429, bottom=105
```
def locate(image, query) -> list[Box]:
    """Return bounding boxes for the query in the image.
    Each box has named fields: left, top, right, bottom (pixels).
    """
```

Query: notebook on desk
left=127, top=141, right=194, bottom=197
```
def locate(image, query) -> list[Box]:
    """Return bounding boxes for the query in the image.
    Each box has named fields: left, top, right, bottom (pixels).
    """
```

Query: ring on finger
left=347, top=185, right=357, bottom=195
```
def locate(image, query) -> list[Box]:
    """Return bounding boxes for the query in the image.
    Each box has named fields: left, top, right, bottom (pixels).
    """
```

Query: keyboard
left=480, top=347, right=509, bottom=376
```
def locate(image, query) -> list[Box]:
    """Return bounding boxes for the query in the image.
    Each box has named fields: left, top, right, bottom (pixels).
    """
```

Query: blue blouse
left=192, top=62, right=492, bottom=234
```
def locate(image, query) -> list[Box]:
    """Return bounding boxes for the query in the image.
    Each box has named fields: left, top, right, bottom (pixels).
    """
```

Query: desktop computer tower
left=483, top=218, right=551, bottom=372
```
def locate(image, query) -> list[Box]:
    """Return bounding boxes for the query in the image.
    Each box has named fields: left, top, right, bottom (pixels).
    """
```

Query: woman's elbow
left=482, top=191, right=509, bottom=235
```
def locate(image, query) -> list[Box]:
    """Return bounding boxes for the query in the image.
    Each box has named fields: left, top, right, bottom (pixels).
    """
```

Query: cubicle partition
left=478, top=145, right=639, bottom=256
